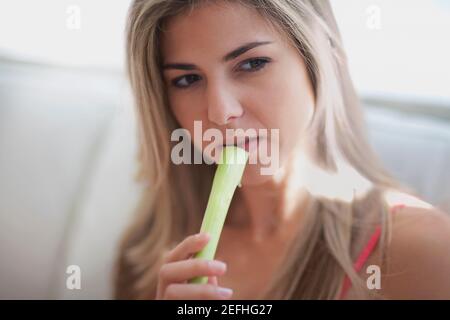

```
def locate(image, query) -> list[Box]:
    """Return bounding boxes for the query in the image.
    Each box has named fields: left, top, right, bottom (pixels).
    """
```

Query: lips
left=222, top=136, right=258, bottom=152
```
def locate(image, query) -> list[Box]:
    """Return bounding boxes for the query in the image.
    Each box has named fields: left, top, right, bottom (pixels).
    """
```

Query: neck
left=226, top=150, right=310, bottom=243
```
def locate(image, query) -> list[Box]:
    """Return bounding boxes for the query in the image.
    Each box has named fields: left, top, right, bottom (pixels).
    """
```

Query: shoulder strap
left=339, top=204, right=405, bottom=299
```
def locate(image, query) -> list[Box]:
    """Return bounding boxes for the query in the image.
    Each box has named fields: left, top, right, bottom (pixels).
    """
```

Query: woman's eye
left=238, top=58, right=270, bottom=72
left=170, top=58, right=270, bottom=89
left=171, top=74, right=201, bottom=89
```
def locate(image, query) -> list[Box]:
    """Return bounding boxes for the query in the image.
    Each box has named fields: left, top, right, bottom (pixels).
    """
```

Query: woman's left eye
left=238, top=58, right=271, bottom=72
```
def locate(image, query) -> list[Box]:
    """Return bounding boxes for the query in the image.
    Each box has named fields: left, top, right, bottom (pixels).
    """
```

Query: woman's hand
left=156, top=233, right=233, bottom=300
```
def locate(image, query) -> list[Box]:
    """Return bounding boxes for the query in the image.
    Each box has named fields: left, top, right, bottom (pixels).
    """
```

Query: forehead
left=160, top=1, right=284, bottom=62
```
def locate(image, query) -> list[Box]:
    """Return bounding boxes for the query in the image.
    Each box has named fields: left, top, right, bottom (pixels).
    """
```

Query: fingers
left=156, top=232, right=232, bottom=300
left=164, top=233, right=210, bottom=263
left=159, top=259, right=226, bottom=286
left=164, top=283, right=233, bottom=300
left=208, top=276, right=218, bottom=286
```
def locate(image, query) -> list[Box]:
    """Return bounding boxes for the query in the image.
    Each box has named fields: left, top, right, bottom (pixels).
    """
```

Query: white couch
left=1, top=59, right=449, bottom=299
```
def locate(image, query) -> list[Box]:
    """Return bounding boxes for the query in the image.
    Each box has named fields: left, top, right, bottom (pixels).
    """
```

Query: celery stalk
left=188, top=146, right=248, bottom=284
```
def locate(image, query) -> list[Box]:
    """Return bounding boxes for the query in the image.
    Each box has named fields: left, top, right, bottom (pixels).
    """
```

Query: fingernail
left=217, top=287, right=233, bottom=298
left=200, top=233, right=210, bottom=240
left=209, top=260, right=226, bottom=272
left=195, top=233, right=207, bottom=240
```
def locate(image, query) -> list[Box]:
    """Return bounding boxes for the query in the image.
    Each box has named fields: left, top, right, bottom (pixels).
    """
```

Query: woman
left=114, top=0, right=450, bottom=299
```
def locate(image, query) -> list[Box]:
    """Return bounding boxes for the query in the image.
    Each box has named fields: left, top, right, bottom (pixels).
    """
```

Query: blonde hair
left=114, top=0, right=403, bottom=299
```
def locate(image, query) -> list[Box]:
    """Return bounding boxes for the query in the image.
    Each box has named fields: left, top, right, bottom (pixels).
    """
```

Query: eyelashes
left=170, top=57, right=271, bottom=89
left=238, top=57, right=271, bottom=72
left=171, top=74, right=202, bottom=89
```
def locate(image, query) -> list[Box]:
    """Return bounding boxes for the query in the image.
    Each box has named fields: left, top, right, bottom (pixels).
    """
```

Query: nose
left=206, top=80, right=244, bottom=126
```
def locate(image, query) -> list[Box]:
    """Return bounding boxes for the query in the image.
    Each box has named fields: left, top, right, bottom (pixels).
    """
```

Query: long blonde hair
left=114, top=0, right=403, bottom=299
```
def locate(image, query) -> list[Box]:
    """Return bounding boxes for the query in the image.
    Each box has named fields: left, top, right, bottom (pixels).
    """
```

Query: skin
left=156, top=1, right=450, bottom=300
left=161, top=1, right=314, bottom=239
left=344, top=191, right=450, bottom=300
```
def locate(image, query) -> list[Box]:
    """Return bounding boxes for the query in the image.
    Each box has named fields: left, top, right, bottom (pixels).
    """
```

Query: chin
left=239, top=163, right=279, bottom=187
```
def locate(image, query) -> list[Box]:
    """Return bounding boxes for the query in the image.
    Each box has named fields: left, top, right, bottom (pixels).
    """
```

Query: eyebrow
left=162, top=40, right=273, bottom=71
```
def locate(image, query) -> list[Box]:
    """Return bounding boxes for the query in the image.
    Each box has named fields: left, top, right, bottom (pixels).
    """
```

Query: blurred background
left=0, top=0, right=449, bottom=299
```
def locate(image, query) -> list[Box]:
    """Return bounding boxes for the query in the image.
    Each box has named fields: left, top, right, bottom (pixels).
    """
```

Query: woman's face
left=161, top=1, right=315, bottom=185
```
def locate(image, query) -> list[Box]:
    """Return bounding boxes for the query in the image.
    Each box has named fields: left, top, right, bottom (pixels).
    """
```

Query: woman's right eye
left=171, top=74, right=201, bottom=89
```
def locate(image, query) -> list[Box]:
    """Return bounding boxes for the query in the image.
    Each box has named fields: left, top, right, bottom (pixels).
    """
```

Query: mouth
left=222, top=136, right=259, bottom=152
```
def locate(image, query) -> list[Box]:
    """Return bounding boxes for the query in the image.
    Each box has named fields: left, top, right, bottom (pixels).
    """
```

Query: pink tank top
left=339, top=203, right=406, bottom=299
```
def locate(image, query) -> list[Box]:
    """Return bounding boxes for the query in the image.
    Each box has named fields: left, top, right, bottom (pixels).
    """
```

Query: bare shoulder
left=381, top=189, right=450, bottom=299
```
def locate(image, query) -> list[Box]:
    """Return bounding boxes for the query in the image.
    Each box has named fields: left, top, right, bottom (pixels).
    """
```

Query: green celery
left=189, top=146, right=248, bottom=284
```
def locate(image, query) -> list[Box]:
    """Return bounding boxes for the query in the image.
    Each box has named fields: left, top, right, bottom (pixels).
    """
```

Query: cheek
left=283, top=82, right=314, bottom=134
left=169, top=93, right=205, bottom=129
left=170, top=100, right=215, bottom=156
left=254, top=66, right=314, bottom=155
left=170, top=95, right=197, bottom=125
